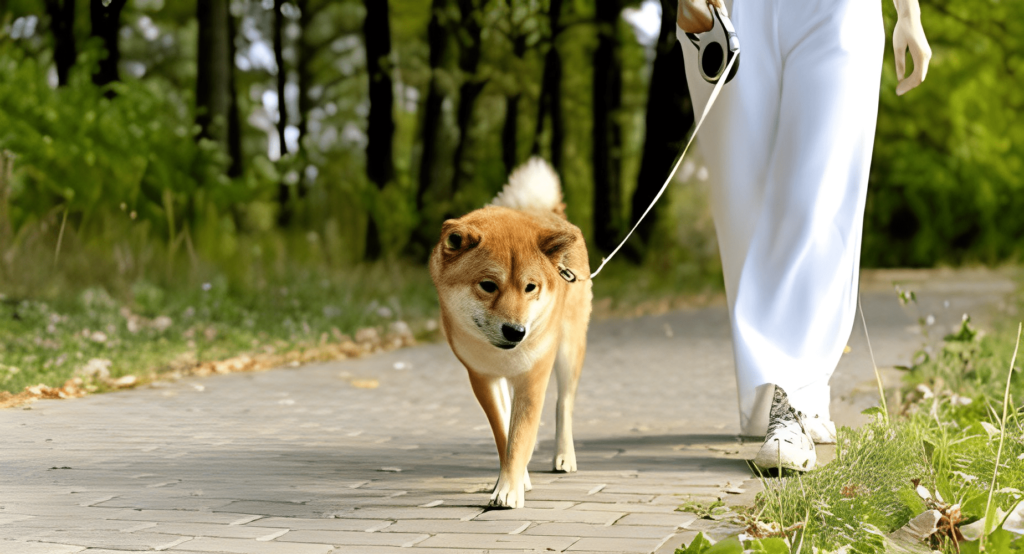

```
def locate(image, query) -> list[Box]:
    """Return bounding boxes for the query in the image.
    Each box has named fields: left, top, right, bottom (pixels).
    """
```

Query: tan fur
left=430, top=176, right=592, bottom=509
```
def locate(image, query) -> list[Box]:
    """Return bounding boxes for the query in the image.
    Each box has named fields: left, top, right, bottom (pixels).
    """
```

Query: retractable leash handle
left=588, top=9, right=740, bottom=280
left=687, top=4, right=740, bottom=84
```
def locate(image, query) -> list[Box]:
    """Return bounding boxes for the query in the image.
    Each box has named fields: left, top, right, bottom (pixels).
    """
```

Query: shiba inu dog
left=430, top=158, right=592, bottom=509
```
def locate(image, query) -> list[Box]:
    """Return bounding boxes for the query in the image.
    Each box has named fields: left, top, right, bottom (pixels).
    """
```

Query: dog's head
left=429, top=207, right=583, bottom=351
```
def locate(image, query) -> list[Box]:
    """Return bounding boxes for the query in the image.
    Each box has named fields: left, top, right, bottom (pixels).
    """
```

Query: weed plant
left=745, top=294, right=1024, bottom=553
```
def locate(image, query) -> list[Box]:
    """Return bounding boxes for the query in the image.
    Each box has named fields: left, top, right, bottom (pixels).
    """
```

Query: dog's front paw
left=489, top=474, right=525, bottom=509
left=553, top=450, right=577, bottom=473
left=523, top=469, right=532, bottom=492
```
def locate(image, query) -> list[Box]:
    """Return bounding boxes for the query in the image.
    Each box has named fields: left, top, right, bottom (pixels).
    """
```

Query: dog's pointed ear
left=539, top=227, right=586, bottom=283
left=439, top=219, right=481, bottom=258
left=539, top=228, right=576, bottom=259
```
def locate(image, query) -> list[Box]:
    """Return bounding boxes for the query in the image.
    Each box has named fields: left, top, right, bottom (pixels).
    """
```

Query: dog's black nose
left=501, top=324, right=526, bottom=343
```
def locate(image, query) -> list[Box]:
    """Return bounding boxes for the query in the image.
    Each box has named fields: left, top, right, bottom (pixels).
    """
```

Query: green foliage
left=0, top=262, right=439, bottom=394
left=865, top=0, right=1024, bottom=266
left=0, top=40, right=239, bottom=241
left=754, top=420, right=931, bottom=552
left=749, top=290, right=1024, bottom=553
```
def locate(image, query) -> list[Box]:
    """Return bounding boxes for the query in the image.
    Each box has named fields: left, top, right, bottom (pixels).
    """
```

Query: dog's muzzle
left=686, top=4, right=740, bottom=84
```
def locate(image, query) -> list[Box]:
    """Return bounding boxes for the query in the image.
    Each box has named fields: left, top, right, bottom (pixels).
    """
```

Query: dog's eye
left=445, top=232, right=463, bottom=250
left=525, top=284, right=536, bottom=293
left=479, top=281, right=498, bottom=293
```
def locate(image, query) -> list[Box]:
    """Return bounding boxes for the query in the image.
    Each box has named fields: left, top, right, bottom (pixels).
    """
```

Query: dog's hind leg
left=553, top=333, right=585, bottom=473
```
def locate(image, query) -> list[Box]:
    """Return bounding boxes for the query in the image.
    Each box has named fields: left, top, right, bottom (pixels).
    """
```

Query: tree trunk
left=362, top=0, right=396, bottom=261
left=415, top=0, right=450, bottom=216
left=89, top=0, right=126, bottom=93
left=531, top=0, right=564, bottom=172
left=196, top=0, right=242, bottom=177
left=274, top=0, right=289, bottom=157
left=407, top=0, right=454, bottom=259
left=627, top=0, right=693, bottom=260
left=296, top=0, right=313, bottom=145
left=592, top=0, right=624, bottom=253
left=502, top=34, right=527, bottom=175
left=226, top=12, right=242, bottom=178
left=45, top=0, right=76, bottom=87
left=273, top=0, right=292, bottom=226
left=449, top=0, right=489, bottom=196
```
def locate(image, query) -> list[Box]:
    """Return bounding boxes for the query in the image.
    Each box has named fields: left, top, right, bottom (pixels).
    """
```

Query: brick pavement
left=0, top=270, right=1013, bottom=553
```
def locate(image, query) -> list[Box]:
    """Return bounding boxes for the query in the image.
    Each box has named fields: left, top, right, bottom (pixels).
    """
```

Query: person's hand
left=677, top=0, right=725, bottom=34
left=892, top=0, right=932, bottom=96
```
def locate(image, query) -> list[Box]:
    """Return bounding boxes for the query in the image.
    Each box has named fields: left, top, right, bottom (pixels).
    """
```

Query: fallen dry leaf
left=0, top=378, right=89, bottom=408
left=889, top=509, right=941, bottom=543
left=3, top=323, right=414, bottom=409
left=111, top=375, right=137, bottom=389
left=350, top=379, right=379, bottom=389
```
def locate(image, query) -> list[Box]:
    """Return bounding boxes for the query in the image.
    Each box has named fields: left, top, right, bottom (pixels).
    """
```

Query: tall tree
left=500, top=0, right=541, bottom=175
left=502, top=30, right=528, bottom=175
left=592, top=0, right=625, bottom=253
left=409, top=0, right=452, bottom=257
left=89, top=0, right=127, bottom=92
left=362, top=0, right=396, bottom=260
left=273, top=0, right=292, bottom=226
left=45, top=0, right=76, bottom=87
left=449, top=0, right=490, bottom=196
left=295, top=0, right=315, bottom=144
left=273, top=0, right=289, bottom=157
left=196, top=0, right=242, bottom=177
left=531, top=0, right=564, bottom=172
left=627, top=0, right=693, bottom=259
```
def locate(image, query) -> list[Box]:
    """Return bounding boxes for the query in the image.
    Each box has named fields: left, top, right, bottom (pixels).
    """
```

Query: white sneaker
left=753, top=385, right=816, bottom=472
left=803, top=415, right=837, bottom=444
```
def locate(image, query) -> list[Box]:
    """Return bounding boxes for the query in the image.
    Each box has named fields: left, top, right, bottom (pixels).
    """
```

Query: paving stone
left=104, top=510, right=262, bottom=525
left=241, top=517, right=388, bottom=532
left=0, top=540, right=85, bottom=554
left=95, top=498, right=235, bottom=511
left=211, top=501, right=322, bottom=518
left=569, top=502, right=680, bottom=514
left=324, top=507, right=484, bottom=520
left=655, top=531, right=701, bottom=554
left=0, top=506, right=110, bottom=519
left=146, top=523, right=291, bottom=540
left=524, top=522, right=676, bottom=539
left=684, top=520, right=746, bottom=541
left=0, top=518, right=149, bottom=532
left=566, top=537, right=666, bottom=552
left=522, top=490, right=657, bottom=504
left=0, top=529, right=192, bottom=551
left=161, top=536, right=334, bottom=553
left=473, top=508, right=622, bottom=525
left=275, top=530, right=429, bottom=547
left=379, top=519, right=529, bottom=534
left=415, top=532, right=579, bottom=550
left=615, top=513, right=697, bottom=528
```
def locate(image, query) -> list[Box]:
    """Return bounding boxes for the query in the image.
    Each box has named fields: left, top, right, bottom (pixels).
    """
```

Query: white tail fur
left=490, top=157, right=562, bottom=213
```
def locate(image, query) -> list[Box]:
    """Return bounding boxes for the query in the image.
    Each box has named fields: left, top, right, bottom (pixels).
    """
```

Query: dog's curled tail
left=490, top=157, right=566, bottom=218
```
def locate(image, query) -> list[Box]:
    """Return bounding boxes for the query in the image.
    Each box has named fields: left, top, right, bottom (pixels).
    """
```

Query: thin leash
left=588, top=54, right=737, bottom=280
left=579, top=51, right=885, bottom=414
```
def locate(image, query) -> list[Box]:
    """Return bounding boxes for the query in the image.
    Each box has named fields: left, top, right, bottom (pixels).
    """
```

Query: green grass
left=735, top=294, right=1024, bottom=553
left=0, top=263, right=440, bottom=395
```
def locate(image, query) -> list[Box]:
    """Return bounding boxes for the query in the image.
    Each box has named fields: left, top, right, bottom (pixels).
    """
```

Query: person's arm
left=892, top=0, right=931, bottom=95
left=677, top=0, right=724, bottom=34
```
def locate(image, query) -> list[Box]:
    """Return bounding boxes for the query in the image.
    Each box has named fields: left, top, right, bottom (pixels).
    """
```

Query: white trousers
left=677, top=0, right=884, bottom=435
